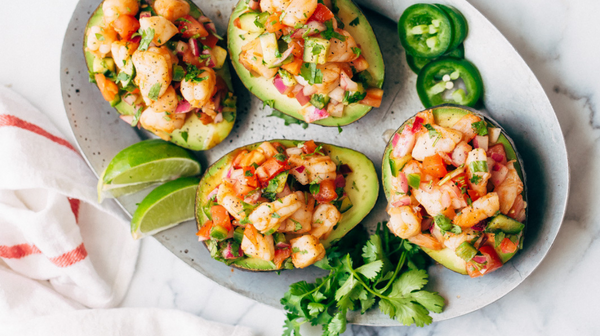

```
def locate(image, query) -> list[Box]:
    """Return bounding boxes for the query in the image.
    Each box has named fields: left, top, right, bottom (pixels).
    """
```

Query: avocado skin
left=83, top=1, right=236, bottom=151
left=227, top=0, right=385, bottom=127
left=381, top=105, right=527, bottom=275
left=195, top=139, right=379, bottom=271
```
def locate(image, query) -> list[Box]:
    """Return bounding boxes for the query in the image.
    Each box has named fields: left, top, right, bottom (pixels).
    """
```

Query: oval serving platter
left=60, top=0, right=568, bottom=325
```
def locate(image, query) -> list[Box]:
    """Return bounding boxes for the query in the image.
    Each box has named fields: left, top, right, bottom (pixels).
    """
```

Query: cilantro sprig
left=281, top=223, right=445, bottom=335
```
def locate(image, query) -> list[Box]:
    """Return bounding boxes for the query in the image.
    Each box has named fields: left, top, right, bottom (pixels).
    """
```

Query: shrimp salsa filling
left=84, top=0, right=236, bottom=150
left=383, top=105, right=526, bottom=278
left=196, top=140, right=378, bottom=270
left=229, top=0, right=385, bottom=125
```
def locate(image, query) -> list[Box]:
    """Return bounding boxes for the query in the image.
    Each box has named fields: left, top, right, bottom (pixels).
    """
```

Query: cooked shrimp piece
left=466, top=148, right=491, bottom=198
left=415, top=110, right=435, bottom=125
left=453, top=192, right=500, bottom=228
left=413, top=185, right=448, bottom=217
left=327, top=30, right=359, bottom=63
left=241, top=224, right=275, bottom=261
left=280, top=192, right=314, bottom=233
left=154, top=0, right=190, bottom=22
left=249, top=193, right=303, bottom=234
left=440, top=229, right=480, bottom=251
left=132, top=50, right=172, bottom=100
left=258, top=142, right=279, bottom=159
left=239, top=38, right=279, bottom=78
left=139, top=16, right=179, bottom=46
left=451, top=141, right=472, bottom=166
left=87, top=26, right=118, bottom=57
left=103, top=0, right=139, bottom=26
left=140, top=107, right=186, bottom=140
left=110, top=41, right=134, bottom=70
left=151, top=85, right=178, bottom=113
left=180, top=67, right=217, bottom=108
left=217, top=181, right=246, bottom=220
left=408, top=233, right=444, bottom=250
left=310, top=203, right=341, bottom=239
left=288, top=158, right=310, bottom=185
left=450, top=113, right=482, bottom=142
left=495, top=161, right=524, bottom=215
left=305, top=155, right=337, bottom=182
left=402, top=160, right=423, bottom=176
left=281, top=0, right=318, bottom=27
left=508, top=194, right=527, bottom=222
left=440, top=181, right=468, bottom=209
left=238, top=149, right=267, bottom=167
left=387, top=206, right=422, bottom=239
left=148, top=46, right=177, bottom=69
left=260, top=0, right=293, bottom=13
left=412, top=125, right=462, bottom=161
left=290, top=234, right=325, bottom=268
left=312, top=63, right=344, bottom=95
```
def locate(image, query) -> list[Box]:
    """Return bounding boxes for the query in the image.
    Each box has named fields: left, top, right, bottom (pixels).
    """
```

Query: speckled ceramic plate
left=60, top=0, right=568, bottom=325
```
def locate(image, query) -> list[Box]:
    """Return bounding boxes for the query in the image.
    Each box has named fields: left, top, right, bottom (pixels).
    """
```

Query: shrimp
left=466, top=148, right=491, bottom=198
left=288, top=156, right=310, bottom=185
left=140, top=107, right=185, bottom=140
left=508, top=194, right=527, bottom=222
left=86, top=26, right=117, bottom=57
left=249, top=193, right=303, bottom=234
left=102, top=0, right=139, bottom=26
left=260, top=0, right=293, bottom=13
left=327, top=30, right=359, bottom=63
left=279, top=192, right=314, bottom=233
left=387, top=206, right=422, bottom=239
left=450, top=113, right=482, bottom=142
left=239, top=38, right=279, bottom=79
left=151, top=85, right=178, bottom=114
left=217, top=181, right=246, bottom=220
left=412, top=185, right=448, bottom=217
left=180, top=67, right=217, bottom=109
left=139, top=16, right=179, bottom=46
left=290, top=234, right=325, bottom=268
left=281, top=0, right=318, bottom=27
left=312, top=63, right=345, bottom=95
left=258, top=142, right=279, bottom=159
left=310, top=203, right=341, bottom=239
left=132, top=50, right=172, bottom=101
left=412, top=125, right=463, bottom=161
left=440, top=181, right=468, bottom=210
left=438, top=228, right=480, bottom=251
left=451, top=141, right=472, bottom=166
left=110, top=41, right=134, bottom=71
left=305, top=155, right=337, bottom=182
left=408, top=233, right=444, bottom=250
left=241, top=224, right=275, bottom=261
left=237, top=149, right=267, bottom=168
left=453, top=192, right=500, bottom=228
left=153, top=0, right=190, bottom=22
left=495, top=161, right=524, bottom=215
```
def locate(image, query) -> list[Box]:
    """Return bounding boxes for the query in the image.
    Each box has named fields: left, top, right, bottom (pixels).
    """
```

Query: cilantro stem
left=378, top=251, right=407, bottom=294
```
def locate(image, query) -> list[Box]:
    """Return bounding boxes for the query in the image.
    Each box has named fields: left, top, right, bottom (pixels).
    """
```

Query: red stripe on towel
left=0, top=114, right=77, bottom=153
left=68, top=198, right=81, bottom=223
left=49, top=243, right=88, bottom=267
left=0, top=243, right=41, bottom=259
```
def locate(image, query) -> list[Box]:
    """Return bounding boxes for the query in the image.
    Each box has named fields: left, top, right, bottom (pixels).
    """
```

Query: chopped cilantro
left=271, top=212, right=281, bottom=219
left=338, top=125, right=343, bottom=133
left=470, top=175, right=482, bottom=184
left=351, top=47, right=362, bottom=57
left=181, top=131, right=189, bottom=142
left=263, top=99, right=276, bottom=109
left=268, top=110, right=309, bottom=129
left=138, top=28, right=155, bottom=51
left=95, top=33, right=105, bottom=41
left=173, top=64, right=185, bottom=81
left=245, top=170, right=254, bottom=177
left=184, top=64, right=207, bottom=83
left=309, top=182, right=320, bottom=195
left=321, top=20, right=346, bottom=41
left=349, top=17, right=360, bottom=26
left=148, top=83, right=162, bottom=100
left=471, top=121, right=488, bottom=136
left=300, top=63, right=323, bottom=85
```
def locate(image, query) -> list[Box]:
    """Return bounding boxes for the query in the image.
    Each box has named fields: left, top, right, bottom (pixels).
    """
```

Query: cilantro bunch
left=281, top=223, right=445, bottom=335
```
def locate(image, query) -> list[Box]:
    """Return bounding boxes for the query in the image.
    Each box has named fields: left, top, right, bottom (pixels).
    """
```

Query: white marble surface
left=1, top=0, right=598, bottom=335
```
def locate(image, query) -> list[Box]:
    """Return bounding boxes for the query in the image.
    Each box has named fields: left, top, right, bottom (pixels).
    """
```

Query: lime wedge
left=131, top=177, right=200, bottom=239
left=98, top=139, right=201, bottom=202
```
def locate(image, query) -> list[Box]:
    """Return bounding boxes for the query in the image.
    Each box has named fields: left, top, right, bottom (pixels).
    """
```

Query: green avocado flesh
left=381, top=105, right=526, bottom=275
left=196, top=140, right=379, bottom=271
left=84, top=1, right=236, bottom=151
left=227, top=0, right=385, bottom=127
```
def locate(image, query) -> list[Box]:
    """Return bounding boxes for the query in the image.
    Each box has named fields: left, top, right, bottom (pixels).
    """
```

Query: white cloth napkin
left=0, top=87, right=253, bottom=336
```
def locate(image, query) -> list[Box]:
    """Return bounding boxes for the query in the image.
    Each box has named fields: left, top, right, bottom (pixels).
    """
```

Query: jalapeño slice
left=398, top=4, right=453, bottom=58
left=436, top=4, right=468, bottom=52
left=406, top=44, right=464, bottom=74
left=416, top=57, right=483, bottom=108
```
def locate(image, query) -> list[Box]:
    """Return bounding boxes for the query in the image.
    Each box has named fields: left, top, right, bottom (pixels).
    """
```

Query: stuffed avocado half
left=382, top=105, right=527, bottom=277
left=195, top=139, right=379, bottom=271
left=84, top=0, right=236, bottom=151
left=227, top=0, right=385, bottom=126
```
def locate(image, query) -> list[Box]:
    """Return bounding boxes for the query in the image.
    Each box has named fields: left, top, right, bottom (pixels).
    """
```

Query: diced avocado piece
left=109, top=94, right=121, bottom=107
left=212, top=45, right=228, bottom=69
left=274, top=232, right=287, bottom=245
left=278, top=69, right=297, bottom=87
left=455, top=241, right=477, bottom=262
left=238, top=12, right=265, bottom=33
left=93, top=57, right=115, bottom=73
left=310, top=93, right=330, bottom=109
left=342, top=83, right=366, bottom=105
left=259, top=32, right=279, bottom=66
left=210, top=225, right=229, bottom=240
left=233, top=226, right=244, bottom=243
left=338, top=195, right=353, bottom=213
left=265, top=171, right=289, bottom=193
left=196, top=140, right=379, bottom=271
left=303, top=37, right=330, bottom=64
left=487, top=214, right=525, bottom=234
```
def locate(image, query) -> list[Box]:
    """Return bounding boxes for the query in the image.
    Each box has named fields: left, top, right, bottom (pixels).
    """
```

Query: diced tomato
left=302, top=140, right=318, bottom=154
left=94, top=73, right=119, bottom=102
left=198, top=112, right=213, bottom=125
left=113, top=15, right=140, bottom=40
left=499, top=237, right=518, bottom=254
left=181, top=46, right=205, bottom=67
left=196, top=220, right=213, bottom=241
left=423, top=154, right=448, bottom=178
left=177, top=15, right=209, bottom=39
left=211, top=205, right=233, bottom=232
left=199, top=29, right=219, bottom=49
left=271, top=142, right=286, bottom=154
left=233, top=179, right=255, bottom=198
left=359, top=88, right=383, bottom=108
left=126, top=38, right=140, bottom=54
left=233, top=150, right=249, bottom=169
left=314, top=179, right=338, bottom=203
left=309, top=3, right=335, bottom=22
left=242, top=166, right=259, bottom=188
left=281, top=57, right=303, bottom=76
left=487, top=143, right=507, bottom=165
left=350, top=55, right=370, bottom=72
left=288, top=39, right=305, bottom=58
left=467, top=189, right=480, bottom=202
left=466, top=245, right=503, bottom=278
left=233, top=17, right=242, bottom=29
left=257, top=158, right=288, bottom=186
left=274, top=247, right=291, bottom=269
left=266, top=12, right=285, bottom=33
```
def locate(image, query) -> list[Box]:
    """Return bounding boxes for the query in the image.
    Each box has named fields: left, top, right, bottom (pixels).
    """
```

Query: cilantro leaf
left=325, top=311, right=347, bottom=335
left=389, top=269, right=428, bottom=297
left=138, top=28, right=155, bottom=51
left=263, top=99, right=276, bottom=109
left=181, top=131, right=188, bottom=142
left=355, top=260, right=383, bottom=280
left=349, top=16, right=360, bottom=26
left=471, top=120, right=488, bottom=136
left=268, top=110, right=309, bottom=129
left=148, top=83, right=162, bottom=101
left=410, top=290, right=445, bottom=313
left=300, top=62, right=323, bottom=85
left=322, top=20, right=346, bottom=41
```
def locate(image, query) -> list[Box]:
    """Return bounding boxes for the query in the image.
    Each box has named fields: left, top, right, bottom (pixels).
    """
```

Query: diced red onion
left=249, top=0, right=260, bottom=10
left=491, top=153, right=505, bottom=163
left=487, top=144, right=507, bottom=165
left=175, top=100, right=192, bottom=113
left=207, top=187, right=219, bottom=202
left=472, top=255, right=487, bottom=264
left=222, top=242, right=241, bottom=259
left=421, top=217, right=433, bottom=231
left=340, top=72, right=358, bottom=91
left=197, top=16, right=212, bottom=24
left=202, top=49, right=215, bottom=68
left=412, top=116, right=424, bottom=132
left=473, top=135, right=489, bottom=151
left=270, top=46, right=295, bottom=67
left=491, top=163, right=508, bottom=186
left=304, top=106, right=329, bottom=123
left=205, top=22, right=217, bottom=33
left=122, top=93, right=138, bottom=105
left=334, top=175, right=346, bottom=188
left=276, top=242, right=291, bottom=249
left=295, top=166, right=306, bottom=173
left=139, top=11, right=151, bottom=18
left=273, top=75, right=291, bottom=95
left=119, top=115, right=134, bottom=125
left=396, top=172, right=409, bottom=194
left=488, top=127, right=501, bottom=143
left=391, top=195, right=411, bottom=207
left=176, top=41, right=188, bottom=54
left=338, top=164, right=353, bottom=175
left=295, top=89, right=310, bottom=106
left=328, top=87, right=345, bottom=102
left=472, top=219, right=488, bottom=231
left=130, top=35, right=141, bottom=44
left=286, top=147, right=303, bottom=156
left=189, top=38, right=200, bottom=57
left=214, top=113, right=223, bottom=123
left=244, top=190, right=262, bottom=204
